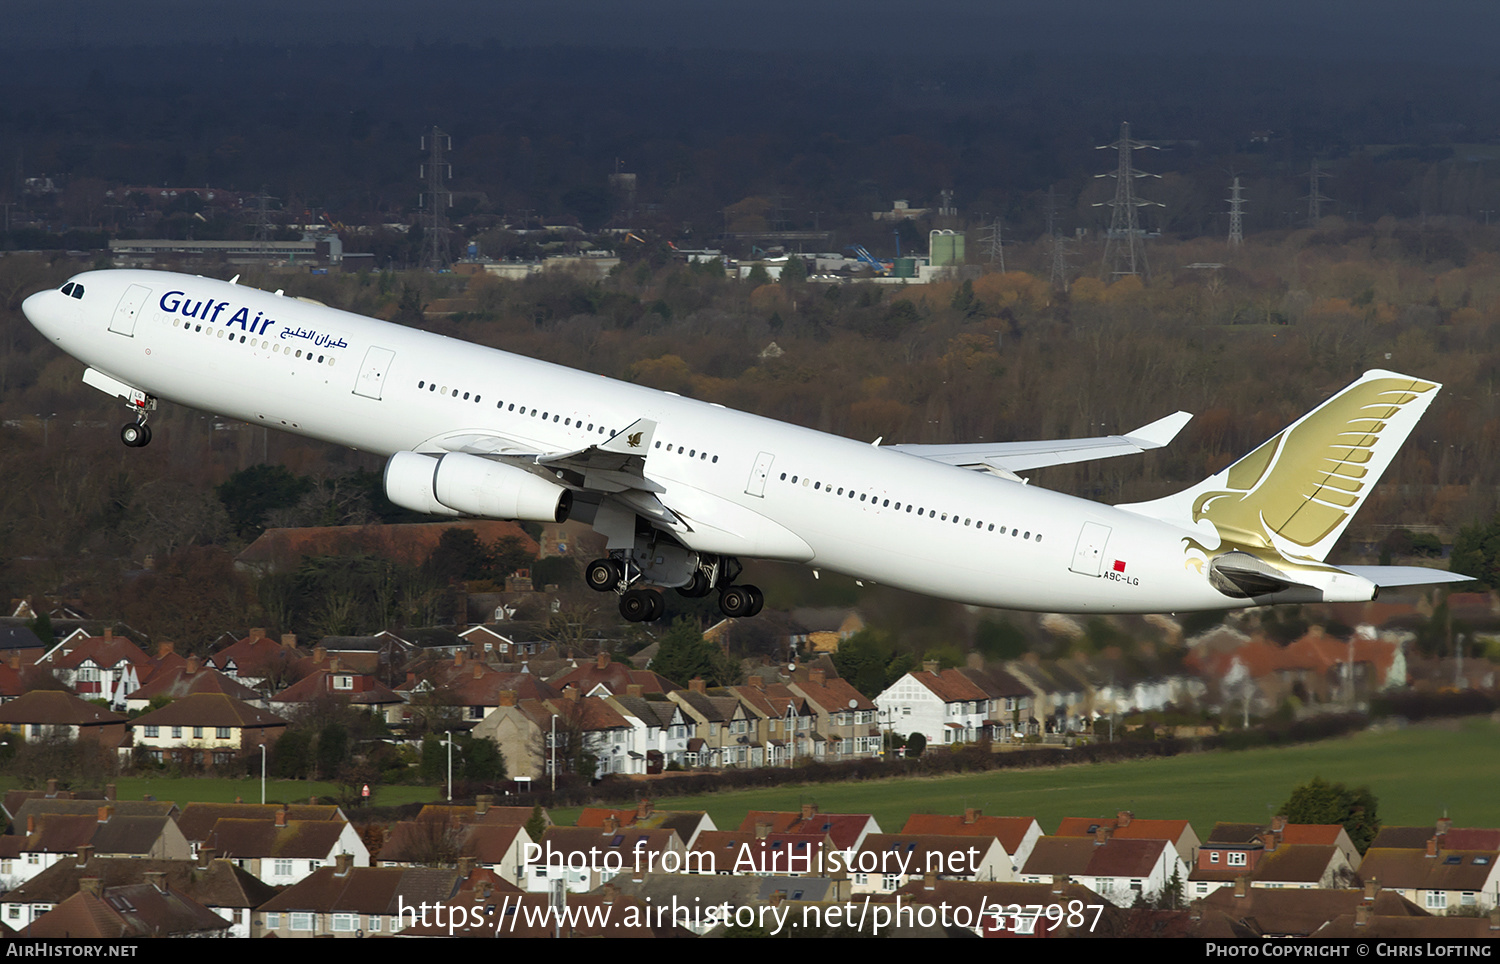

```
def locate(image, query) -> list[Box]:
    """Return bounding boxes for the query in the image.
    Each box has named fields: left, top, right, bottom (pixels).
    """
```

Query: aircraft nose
left=22, top=289, right=64, bottom=336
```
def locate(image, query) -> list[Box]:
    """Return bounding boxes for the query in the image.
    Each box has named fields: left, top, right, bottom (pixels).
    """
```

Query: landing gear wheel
left=718, top=585, right=756, bottom=618
left=586, top=558, right=623, bottom=592
left=744, top=584, right=764, bottom=617
left=676, top=570, right=713, bottom=598
left=121, top=423, right=151, bottom=448
left=620, top=588, right=661, bottom=622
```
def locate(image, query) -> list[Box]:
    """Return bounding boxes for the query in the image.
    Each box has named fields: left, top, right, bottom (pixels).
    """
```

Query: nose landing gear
left=120, top=422, right=152, bottom=448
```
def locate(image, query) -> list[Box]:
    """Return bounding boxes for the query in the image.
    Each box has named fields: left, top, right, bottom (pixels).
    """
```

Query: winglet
left=600, top=418, right=657, bottom=455
left=1122, top=411, right=1192, bottom=449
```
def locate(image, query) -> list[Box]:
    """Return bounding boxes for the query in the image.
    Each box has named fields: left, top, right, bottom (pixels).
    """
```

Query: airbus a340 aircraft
left=23, top=269, right=1468, bottom=621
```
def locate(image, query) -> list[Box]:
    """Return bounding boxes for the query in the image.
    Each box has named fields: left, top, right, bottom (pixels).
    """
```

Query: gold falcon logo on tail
left=1121, top=371, right=1440, bottom=565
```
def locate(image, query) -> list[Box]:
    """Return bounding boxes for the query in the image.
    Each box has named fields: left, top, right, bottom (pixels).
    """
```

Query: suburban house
left=128, top=693, right=287, bottom=768
left=198, top=813, right=369, bottom=887
left=256, top=857, right=463, bottom=938
left=0, top=691, right=127, bottom=749
left=1019, top=833, right=1188, bottom=908
left=901, top=810, right=1042, bottom=874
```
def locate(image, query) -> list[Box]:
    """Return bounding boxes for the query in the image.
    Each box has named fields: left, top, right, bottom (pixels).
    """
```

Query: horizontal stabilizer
left=1335, top=566, right=1474, bottom=589
left=888, top=410, right=1192, bottom=474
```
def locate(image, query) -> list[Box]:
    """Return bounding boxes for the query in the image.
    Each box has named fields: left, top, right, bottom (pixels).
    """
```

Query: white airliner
left=23, top=269, right=1468, bottom=621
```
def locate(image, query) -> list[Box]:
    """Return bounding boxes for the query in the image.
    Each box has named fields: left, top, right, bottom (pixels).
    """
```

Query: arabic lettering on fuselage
left=157, top=290, right=348, bottom=348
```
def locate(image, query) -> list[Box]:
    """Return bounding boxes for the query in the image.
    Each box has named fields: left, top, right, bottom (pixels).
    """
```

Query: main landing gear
left=585, top=554, right=765, bottom=622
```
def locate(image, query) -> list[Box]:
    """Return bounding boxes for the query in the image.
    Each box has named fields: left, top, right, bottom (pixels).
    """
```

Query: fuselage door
left=745, top=451, right=775, bottom=498
left=1069, top=522, right=1112, bottom=576
left=354, top=346, right=395, bottom=400
left=108, top=285, right=152, bottom=337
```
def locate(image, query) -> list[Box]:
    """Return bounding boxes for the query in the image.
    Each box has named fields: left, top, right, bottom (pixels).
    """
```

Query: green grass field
left=554, top=717, right=1500, bottom=834
left=8, top=719, right=1495, bottom=836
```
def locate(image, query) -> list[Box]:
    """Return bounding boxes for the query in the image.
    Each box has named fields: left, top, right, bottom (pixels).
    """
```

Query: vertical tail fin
left=1119, top=370, right=1440, bottom=562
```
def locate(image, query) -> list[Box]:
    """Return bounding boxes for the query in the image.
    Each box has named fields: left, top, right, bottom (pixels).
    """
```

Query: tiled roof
left=176, top=803, right=343, bottom=844
left=202, top=817, right=348, bottom=859
left=2, top=855, right=275, bottom=909
left=259, top=866, right=461, bottom=915
left=24, top=884, right=231, bottom=938
left=0, top=690, right=126, bottom=726
left=1359, top=847, right=1500, bottom=892
left=129, top=693, right=286, bottom=729
left=900, top=813, right=1036, bottom=854
left=127, top=664, right=261, bottom=703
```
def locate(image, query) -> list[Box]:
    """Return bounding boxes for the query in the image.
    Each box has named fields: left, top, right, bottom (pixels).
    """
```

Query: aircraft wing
left=434, top=418, right=681, bottom=524
left=886, top=411, right=1191, bottom=474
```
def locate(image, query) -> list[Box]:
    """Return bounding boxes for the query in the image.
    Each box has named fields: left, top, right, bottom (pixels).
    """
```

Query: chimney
left=750, top=676, right=765, bottom=690
left=144, top=871, right=167, bottom=893
left=1116, top=810, right=1133, bottom=828
left=186, top=656, right=200, bottom=674
left=281, top=634, right=297, bottom=651
left=809, top=669, right=826, bottom=686
left=922, top=660, right=939, bottom=674
left=755, top=822, right=772, bottom=840
left=1363, top=877, right=1379, bottom=902
left=1051, top=874, right=1068, bottom=896
left=276, top=807, right=288, bottom=828
left=199, top=847, right=217, bottom=870
left=1233, top=877, right=1249, bottom=899
left=800, top=803, right=817, bottom=821
left=601, top=882, right=618, bottom=905
left=313, top=646, right=327, bottom=664
left=7, top=654, right=17, bottom=670
left=455, top=650, right=466, bottom=667
left=473, top=663, right=483, bottom=680
left=1355, top=903, right=1372, bottom=927
left=603, top=815, right=619, bottom=833
left=45, top=778, right=57, bottom=797
left=79, top=877, right=102, bottom=897
left=923, top=871, right=937, bottom=891
left=1093, top=825, right=1112, bottom=845
left=626, top=684, right=643, bottom=698
left=689, top=678, right=706, bottom=694
left=75, top=845, right=92, bottom=867
left=97, top=805, right=113, bottom=824
left=26, top=815, right=35, bottom=834
left=636, top=799, right=652, bottom=821
left=475, top=795, right=492, bottom=816
left=476, top=878, right=492, bottom=900
left=335, top=852, right=353, bottom=876
left=104, top=784, right=116, bottom=802
left=329, top=657, right=340, bottom=674
left=1427, top=837, right=1439, bottom=858
left=103, top=628, right=113, bottom=641
left=157, top=642, right=175, bottom=659
left=596, top=652, right=610, bottom=669
left=1270, top=814, right=1288, bottom=833
left=250, top=628, right=265, bottom=640
left=963, top=808, right=981, bottom=824
left=406, top=672, right=417, bottom=687
left=1437, top=817, right=1453, bottom=835
left=565, top=686, right=579, bottom=702
left=1258, top=831, right=1281, bottom=852
left=457, top=856, right=474, bottom=878
left=498, top=690, right=517, bottom=707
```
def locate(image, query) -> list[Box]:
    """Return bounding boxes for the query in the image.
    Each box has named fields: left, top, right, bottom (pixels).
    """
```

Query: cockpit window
left=59, top=283, right=85, bottom=299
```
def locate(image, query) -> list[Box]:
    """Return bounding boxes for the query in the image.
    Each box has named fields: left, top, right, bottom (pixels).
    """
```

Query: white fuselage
left=24, top=269, right=1296, bottom=614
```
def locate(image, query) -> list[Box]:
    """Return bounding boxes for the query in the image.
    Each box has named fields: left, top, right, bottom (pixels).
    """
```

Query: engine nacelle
left=384, top=451, right=573, bottom=522
left=384, top=451, right=461, bottom=517
left=433, top=451, right=573, bottom=522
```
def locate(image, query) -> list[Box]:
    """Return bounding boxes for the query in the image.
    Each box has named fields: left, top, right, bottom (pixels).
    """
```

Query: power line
left=1094, top=121, right=1163, bottom=279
